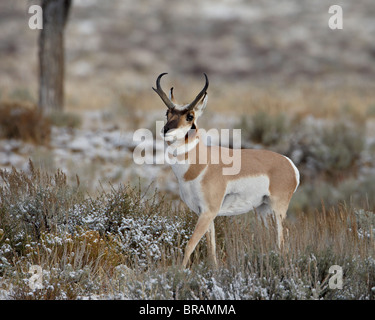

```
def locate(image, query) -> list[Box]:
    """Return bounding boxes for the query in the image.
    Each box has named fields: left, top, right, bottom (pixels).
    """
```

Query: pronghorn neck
left=166, top=129, right=208, bottom=180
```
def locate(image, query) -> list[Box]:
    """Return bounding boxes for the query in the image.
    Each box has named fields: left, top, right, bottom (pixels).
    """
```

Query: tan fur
left=178, top=134, right=298, bottom=267
left=183, top=136, right=297, bottom=197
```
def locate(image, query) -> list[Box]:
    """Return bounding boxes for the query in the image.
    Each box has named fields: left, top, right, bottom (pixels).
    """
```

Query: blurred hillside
left=1, top=0, right=375, bottom=106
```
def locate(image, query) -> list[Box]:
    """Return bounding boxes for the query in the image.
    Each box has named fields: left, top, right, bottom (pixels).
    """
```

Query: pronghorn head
left=153, top=73, right=209, bottom=142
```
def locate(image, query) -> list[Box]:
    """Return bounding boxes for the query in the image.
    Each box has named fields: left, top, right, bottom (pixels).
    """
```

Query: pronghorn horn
left=152, top=73, right=175, bottom=109
left=186, top=73, right=209, bottom=111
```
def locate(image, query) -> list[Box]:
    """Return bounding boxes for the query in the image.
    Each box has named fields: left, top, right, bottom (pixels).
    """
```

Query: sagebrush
left=0, top=163, right=374, bottom=299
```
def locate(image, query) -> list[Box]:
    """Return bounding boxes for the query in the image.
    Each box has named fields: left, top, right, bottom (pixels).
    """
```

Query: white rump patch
left=283, top=156, right=300, bottom=193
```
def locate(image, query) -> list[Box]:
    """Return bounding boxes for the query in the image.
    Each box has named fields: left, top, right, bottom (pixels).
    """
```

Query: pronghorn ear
left=193, top=93, right=208, bottom=117
left=169, top=87, right=176, bottom=103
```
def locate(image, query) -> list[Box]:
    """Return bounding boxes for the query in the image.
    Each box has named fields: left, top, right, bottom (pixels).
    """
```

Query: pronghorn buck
left=153, top=73, right=300, bottom=268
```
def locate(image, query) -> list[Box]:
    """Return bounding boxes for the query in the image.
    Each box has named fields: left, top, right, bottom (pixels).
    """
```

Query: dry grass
left=0, top=100, right=51, bottom=145
left=131, top=82, right=375, bottom=117
left=0, top=163, right=374, bottom=300
left=57, top=78, right=375, bottom=132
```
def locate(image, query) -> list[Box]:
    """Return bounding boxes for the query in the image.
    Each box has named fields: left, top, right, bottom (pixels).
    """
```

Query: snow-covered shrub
left=238, top=111, right=291, bottom=147
left=0, top=161, right=81, bottom=254
left=1, top=164, right=375, bottom=300
left=239, top=114, right=365, bottom=178
left=302, top=119, right=365, bottom=176
left=68, top=185, right=194, bottom=268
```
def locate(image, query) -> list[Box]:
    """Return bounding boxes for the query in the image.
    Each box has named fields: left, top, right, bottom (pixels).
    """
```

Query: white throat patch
left=168, top=137, right=199, bottom=157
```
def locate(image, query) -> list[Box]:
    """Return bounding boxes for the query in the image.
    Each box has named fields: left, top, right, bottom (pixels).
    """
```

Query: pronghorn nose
left=163, top=125, right=170, bottom=135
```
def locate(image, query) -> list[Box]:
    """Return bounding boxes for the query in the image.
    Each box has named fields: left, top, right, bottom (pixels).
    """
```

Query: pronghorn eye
left=186, top=114, right=194, bottom=122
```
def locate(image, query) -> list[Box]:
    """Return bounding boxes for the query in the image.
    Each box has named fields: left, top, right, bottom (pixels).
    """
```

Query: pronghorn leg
left=182, top=212, right=216, bottom=268
left=255, top=202, right=272, bottom=228
left=275, top=212, right=285, bottom=248
left=205, top=221, right=218, bottom=267
left=255, top=200, right=287, bottom=249
left=272, top=202, right=289, bottom=249
left=269, top=195, right=290, bottom=249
